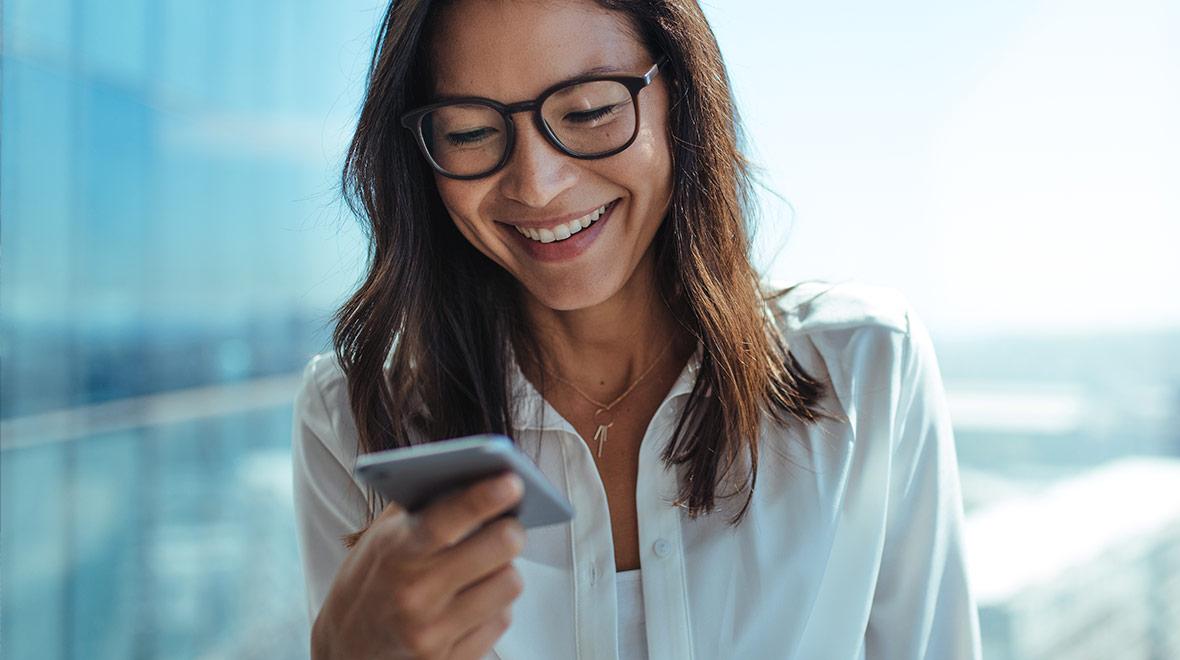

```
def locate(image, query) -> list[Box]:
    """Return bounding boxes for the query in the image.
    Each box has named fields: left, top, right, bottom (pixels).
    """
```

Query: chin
left=519, top=273, right=620, bottom=312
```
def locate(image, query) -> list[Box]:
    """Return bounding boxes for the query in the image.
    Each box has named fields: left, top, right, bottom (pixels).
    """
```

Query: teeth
left=513, top=203, right=610, bottom=244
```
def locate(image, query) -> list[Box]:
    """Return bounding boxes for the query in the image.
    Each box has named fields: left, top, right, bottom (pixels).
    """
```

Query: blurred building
left=947, top=382, right=1179, bottom=478
left=1, top=1, right=375, bottom=657
left=965, top=459, right=1180, bottom=660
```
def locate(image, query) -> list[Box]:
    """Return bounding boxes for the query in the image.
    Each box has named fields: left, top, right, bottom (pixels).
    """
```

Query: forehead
left=429, top=0, right=648, bottom=100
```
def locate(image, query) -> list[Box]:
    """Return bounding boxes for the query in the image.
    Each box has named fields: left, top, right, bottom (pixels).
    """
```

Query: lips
left=502, top=199, right=620, bottom=263
left=513, top=202, right=609, bottom=243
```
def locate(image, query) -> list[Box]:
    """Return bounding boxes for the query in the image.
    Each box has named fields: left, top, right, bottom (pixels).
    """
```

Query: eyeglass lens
left=420, top=79, right=637, bottom=177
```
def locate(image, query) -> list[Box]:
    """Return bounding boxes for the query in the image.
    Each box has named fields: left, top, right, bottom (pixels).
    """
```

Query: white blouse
left=291, top=281, right=982, bottom=659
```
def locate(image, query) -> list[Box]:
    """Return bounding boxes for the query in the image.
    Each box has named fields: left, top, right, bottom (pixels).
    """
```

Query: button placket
left=636, top=426, right=696, bottom=660
left=563, top=421, right=620, bottom=660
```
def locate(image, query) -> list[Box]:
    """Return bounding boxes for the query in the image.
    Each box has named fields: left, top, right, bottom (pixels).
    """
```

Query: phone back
left=354, top=434, right=574, bottom=528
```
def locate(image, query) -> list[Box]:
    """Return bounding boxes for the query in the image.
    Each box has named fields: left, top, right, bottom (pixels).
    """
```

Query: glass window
left=2, top=2, right=369, bottom=657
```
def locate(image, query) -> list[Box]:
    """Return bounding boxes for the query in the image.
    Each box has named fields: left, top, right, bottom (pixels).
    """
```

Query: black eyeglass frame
left=400, top=57, right=669, bottom=180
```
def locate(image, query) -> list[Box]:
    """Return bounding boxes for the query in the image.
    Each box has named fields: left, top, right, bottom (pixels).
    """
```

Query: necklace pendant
left=593, top=424, right=608, bottom=457
left=591, top=408, right=614, bottom=458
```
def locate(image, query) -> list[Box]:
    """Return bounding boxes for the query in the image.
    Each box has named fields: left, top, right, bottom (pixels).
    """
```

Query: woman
left=292, top=0, right=982, bottom=658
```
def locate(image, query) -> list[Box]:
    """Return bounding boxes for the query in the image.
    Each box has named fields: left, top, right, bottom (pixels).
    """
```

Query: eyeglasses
left=401, top=58, right=668, bottom=180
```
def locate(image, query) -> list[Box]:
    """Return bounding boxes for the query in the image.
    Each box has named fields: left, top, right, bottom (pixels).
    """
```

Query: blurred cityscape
left=940, top=330, right=1180, bottom=660
left=3, top=0, right=1178, bottom=659
left=2, top=1, right=370, bottom=657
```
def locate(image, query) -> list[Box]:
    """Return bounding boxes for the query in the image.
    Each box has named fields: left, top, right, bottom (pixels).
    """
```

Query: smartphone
left=353, top=434, right=574, bottom=529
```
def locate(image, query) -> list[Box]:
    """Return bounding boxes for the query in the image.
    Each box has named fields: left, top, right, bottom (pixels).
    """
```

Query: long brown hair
left=334, top=0, right=827, bottom=547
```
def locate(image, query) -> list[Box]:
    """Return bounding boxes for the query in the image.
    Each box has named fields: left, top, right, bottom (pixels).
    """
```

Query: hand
left=312, top=472, right=526, bottom=660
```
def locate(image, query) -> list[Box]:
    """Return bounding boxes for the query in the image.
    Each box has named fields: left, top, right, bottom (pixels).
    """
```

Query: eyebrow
left=433, top=64, right=628, bottom=103
left=573, top=64, right=625, bottom=78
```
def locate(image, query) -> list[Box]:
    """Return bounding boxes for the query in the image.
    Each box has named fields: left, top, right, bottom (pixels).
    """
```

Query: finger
left=447, top=608, right=513, bottom=660
left=375, top=498, right=407, bottom=522
left=431, top=517, right=525, bottom=597
left=448, top=563, right=524, bottom=629
left=412, top=472, right=523, bottom=553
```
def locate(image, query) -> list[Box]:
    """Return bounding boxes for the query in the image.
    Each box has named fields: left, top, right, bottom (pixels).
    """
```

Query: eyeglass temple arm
left=645, top=56, right=669, bottom=84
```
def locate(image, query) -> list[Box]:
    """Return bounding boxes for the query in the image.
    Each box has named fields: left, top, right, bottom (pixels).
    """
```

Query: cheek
left=435, top=178, right=490, bottom=238
left=434, top=177, right=469, bottom=218
left=597, top=122, right=672, bottom=206
left=626, top=131, right=674, bottom=214
left=631, top=97, right=674, bottom=197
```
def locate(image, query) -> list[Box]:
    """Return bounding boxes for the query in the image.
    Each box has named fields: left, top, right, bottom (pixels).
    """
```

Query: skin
left=430, top=0, right=694, bottom=570
left=314, top=1, right=694, bottom=657
left=312, top=473, right=528, bottom=660
left=430, top=0, right=684, bottom=376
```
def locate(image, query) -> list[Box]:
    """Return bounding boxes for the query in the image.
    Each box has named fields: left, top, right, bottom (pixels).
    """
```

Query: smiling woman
left=426, top=0, right=677, bottom=312
left=291, top=1, right=982, bottom=659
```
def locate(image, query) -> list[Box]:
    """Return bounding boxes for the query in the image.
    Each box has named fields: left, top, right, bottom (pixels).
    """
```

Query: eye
left=446, top=127, right=498, bottom=146
left=564, top=104, right=623, bottom=125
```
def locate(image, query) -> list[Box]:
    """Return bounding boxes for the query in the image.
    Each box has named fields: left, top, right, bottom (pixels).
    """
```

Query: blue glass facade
left=2, top=0, right=373, bottom=417
left=2, top=409, right=308, bottom=657
left=2, top=1, right=376, bottom=657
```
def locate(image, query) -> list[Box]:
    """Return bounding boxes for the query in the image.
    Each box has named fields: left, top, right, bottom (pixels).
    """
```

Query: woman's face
left=428, top=0, right=674, bottom=312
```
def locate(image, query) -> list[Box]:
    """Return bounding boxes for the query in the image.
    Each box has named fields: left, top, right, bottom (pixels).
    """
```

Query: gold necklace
left=542, top=342, right=673, bottom=457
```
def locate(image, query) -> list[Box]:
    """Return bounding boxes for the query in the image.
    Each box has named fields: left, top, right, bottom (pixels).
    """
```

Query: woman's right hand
left=311, top=472, right=527, bottom=660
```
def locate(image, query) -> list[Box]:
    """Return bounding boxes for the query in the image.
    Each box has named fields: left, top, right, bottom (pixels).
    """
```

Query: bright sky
left=702, top=0, right=1180, bottom=337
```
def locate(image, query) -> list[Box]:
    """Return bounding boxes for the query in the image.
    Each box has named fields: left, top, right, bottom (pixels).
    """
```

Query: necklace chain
left=541, top=342, right=673, bottom=457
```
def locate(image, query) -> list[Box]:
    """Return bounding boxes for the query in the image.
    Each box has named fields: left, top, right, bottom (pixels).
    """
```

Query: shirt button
left=652, top=538, right=672, bottom=558
left=588, top=565, right=598, bottom=584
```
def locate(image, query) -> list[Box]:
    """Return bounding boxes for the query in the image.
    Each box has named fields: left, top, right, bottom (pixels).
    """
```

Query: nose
left=497, top=117, right=577, bottom=208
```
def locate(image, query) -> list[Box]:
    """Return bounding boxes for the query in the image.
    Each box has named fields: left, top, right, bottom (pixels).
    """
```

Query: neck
left=517, top=252, right=687, bottom=397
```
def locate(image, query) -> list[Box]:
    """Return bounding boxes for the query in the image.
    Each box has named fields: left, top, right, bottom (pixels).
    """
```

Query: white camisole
left=616, top=569, right=648, bottom=660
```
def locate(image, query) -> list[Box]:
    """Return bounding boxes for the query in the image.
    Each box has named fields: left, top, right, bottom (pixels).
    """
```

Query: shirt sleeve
left=291, top=355, right=368, bottom=627
left=864, top=311, right=982, bottom=659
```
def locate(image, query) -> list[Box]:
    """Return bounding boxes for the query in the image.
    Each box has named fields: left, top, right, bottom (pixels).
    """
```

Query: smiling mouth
left=512, top=200, right=618, bottom=244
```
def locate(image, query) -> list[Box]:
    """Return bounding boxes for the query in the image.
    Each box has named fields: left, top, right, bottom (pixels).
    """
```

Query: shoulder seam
left=306, top=353, right=345, bottom=463
left=772, top=280, right=910, bottom=336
